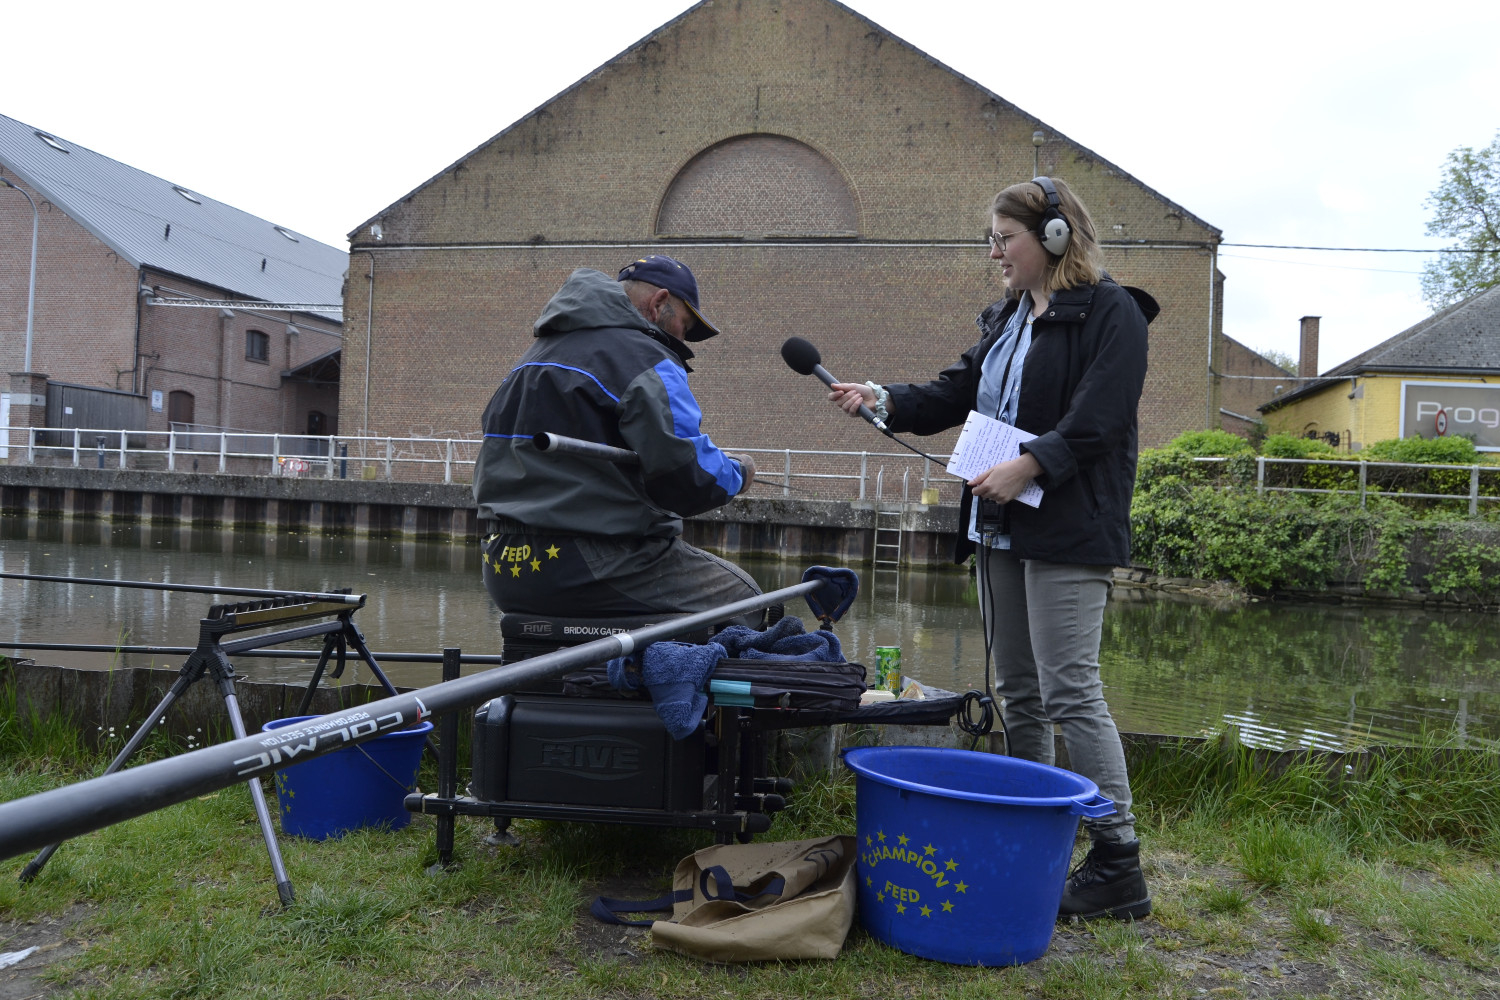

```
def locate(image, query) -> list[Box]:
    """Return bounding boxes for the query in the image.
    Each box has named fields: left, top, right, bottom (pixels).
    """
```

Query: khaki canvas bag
left=591, top=835, right=858, bottom=963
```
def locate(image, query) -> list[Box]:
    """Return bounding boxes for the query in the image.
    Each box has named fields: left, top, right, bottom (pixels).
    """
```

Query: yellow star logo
left=510, top=565, right=521, bottom=577
left=865, top=834, right=872, bottom=847
left=942, top=900, right=954, bottom=913
left=865, top=876, right=872, bottom=887
left=545, top=544, right=560, bottom=559
left=924, top=844, right=937, bottom=856
left=920, top=905, right=932, bottom=917
left=897, top=834, right=909, bottom=846
left=530, top=559, right=541, bottom=571
left=876, top=891, right=885, bottom=903
left=954, top=881, right=968, bottom=894
left=895, top=902, right=906, bottom=914
left=876, top=831, right=886, bottom=843
left=945, top=859, right=958, bottom=871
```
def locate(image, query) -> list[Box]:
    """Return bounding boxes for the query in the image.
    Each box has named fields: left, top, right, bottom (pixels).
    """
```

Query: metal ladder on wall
left=871, top=467, right=910, bottom=596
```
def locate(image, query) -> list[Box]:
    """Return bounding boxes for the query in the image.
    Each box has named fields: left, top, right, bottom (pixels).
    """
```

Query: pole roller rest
left=0, top=580, right=820, bottom=861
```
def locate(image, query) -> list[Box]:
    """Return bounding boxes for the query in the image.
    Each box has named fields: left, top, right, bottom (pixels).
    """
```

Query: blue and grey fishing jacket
left=473, top=268, right=746, bottom=538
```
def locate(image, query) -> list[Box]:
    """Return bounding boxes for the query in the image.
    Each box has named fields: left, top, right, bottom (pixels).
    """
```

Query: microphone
left=780, top=337, right=888, bottom=432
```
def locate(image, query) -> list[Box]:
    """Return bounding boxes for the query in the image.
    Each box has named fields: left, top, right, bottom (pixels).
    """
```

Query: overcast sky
left=6, top=0, right=1498, bottom=371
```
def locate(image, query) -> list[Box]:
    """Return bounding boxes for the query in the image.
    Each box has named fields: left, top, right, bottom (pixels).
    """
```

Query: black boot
left=1057, top=839, right=1151, bottom=920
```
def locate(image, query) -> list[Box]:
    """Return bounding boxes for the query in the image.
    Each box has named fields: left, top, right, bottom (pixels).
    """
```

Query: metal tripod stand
left=17, top=591, right=403, bottom=906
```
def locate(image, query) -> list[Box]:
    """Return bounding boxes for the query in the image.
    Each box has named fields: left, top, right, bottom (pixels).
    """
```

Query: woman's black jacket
left=884, top=277, right=1159, bottom=567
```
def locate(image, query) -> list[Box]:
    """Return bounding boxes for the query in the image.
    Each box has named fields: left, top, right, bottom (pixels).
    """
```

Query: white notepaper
left=945, top=410, right=1044, bottom=508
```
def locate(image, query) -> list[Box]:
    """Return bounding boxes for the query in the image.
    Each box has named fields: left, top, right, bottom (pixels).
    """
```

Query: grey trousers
left=484, top=530, right=761, bottom=617
left=978, top=548, right=1138, bottom=844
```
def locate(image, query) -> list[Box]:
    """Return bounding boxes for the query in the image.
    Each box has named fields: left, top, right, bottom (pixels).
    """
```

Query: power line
left=1218, top=252, right=1424, bottom=276
left=1220, top=243, right=1500, bottom=253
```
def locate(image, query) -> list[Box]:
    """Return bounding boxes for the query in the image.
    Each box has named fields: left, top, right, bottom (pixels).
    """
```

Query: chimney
left=1298, top=316, right=1320, bottom=378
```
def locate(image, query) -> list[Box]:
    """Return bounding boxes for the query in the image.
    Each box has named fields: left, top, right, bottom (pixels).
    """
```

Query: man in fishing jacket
left=474, top=255, right=761, bottom=618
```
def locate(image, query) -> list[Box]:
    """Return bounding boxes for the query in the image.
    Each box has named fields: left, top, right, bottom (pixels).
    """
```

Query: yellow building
left=1260, top=286, right=1500, bottom=453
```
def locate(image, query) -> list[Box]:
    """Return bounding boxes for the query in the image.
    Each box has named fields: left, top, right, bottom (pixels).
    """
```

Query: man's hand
left=731, top=453, right=757, bottom=493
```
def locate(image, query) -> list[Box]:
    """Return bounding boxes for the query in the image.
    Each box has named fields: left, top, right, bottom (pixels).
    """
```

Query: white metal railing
left=0, top=424, right=955, bottom=504
left=8, top=425, right=1498, bottom=513
left=1191, top=455, right=1500, bottom=516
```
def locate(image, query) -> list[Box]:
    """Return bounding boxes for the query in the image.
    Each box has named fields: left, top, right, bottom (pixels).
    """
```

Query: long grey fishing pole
left=0, top=579, right=820, bottom=862
left=0, top=571, right=363, bottom=605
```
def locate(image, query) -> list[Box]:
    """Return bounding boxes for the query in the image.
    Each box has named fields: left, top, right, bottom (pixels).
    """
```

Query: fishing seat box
left=470, top=694, right=704, bottom=810
left=470, top=610, right=720, bottom=815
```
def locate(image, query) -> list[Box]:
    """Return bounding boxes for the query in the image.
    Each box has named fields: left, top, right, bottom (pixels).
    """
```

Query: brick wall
left=1219, top=334, right=1293, bottom=437
left=137, top=270, right=341, bottom=435
left=0, top=173, right=137, bottom=383
left=344, top=0, right=1220, bottom=453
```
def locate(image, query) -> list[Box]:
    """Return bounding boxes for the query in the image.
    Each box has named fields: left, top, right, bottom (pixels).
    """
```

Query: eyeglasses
left=987, top=228, right=1031, bottom=252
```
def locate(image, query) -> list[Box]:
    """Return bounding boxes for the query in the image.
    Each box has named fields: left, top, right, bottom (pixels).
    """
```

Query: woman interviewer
left=829, top=177, right=1158, bottom=920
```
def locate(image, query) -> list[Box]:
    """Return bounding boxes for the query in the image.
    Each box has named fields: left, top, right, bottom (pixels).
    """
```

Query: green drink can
left=874, top=646, right=902, bottom=694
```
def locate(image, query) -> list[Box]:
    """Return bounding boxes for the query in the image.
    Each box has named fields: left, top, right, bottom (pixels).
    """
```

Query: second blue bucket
left=262, top=716, right=432, bottom=840
left=842, top=746, right=1114, bottom=966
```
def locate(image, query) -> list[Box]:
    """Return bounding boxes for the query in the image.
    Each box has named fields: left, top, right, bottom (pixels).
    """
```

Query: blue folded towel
left=715, top=614, right=844, bottom=662
left=607, top=640, right=725, bottom=740
left=603, top=616, right=843, bottom=739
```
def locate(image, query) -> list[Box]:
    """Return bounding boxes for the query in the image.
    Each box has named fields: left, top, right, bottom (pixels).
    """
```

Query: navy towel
left=603, top=616, right=844, bottom=738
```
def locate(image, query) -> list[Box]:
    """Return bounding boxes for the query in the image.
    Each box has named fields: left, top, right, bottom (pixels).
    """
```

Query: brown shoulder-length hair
left=990, top=177, right=1101, bottom=296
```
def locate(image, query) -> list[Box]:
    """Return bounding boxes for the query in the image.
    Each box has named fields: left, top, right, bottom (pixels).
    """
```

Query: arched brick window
left=657, top=135, right=858, bottom=238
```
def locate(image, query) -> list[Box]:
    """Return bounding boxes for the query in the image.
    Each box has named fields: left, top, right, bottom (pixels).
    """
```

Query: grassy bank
left=1, top=721, right=1498, bottom=999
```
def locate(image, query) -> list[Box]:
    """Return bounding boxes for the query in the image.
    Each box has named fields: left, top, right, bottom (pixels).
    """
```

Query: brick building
left=1219, top=334, right=1295, bottom=439
left=0, top=113, right=345, bottom=449
left=343, top=0, right=1222, bottom=466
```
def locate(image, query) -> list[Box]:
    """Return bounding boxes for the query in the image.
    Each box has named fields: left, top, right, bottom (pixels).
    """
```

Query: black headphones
left=1032, top=176, right=1072, bottom=256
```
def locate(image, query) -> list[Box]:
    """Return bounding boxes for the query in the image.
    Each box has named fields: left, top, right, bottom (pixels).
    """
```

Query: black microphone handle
left=811, top=363, right=887, bottom=431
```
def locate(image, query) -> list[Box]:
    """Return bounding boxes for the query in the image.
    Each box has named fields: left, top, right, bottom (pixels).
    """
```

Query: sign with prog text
left=1399, top=381, right=1500, bottom=451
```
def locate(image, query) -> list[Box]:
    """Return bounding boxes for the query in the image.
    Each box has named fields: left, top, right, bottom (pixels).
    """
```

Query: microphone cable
left=957, top=525, right=1006, bottom=753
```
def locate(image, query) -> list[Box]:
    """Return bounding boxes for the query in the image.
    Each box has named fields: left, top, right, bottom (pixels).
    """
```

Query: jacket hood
left=534, top=268, right=654, bottom=337
left=533, top=267, right=695, bottom=364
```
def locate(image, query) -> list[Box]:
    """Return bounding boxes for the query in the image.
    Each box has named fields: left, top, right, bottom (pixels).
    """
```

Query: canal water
left=3, top=518, right=1497, bottom=751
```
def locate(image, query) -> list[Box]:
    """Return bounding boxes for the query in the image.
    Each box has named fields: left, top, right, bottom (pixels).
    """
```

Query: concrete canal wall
left=0, top=465, right=963, bottom=569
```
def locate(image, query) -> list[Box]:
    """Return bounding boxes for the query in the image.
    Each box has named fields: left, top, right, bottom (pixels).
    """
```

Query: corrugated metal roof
left=0, top=113, right=345, bottom=309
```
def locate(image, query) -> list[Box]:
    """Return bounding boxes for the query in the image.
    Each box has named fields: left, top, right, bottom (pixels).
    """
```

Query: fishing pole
left=0, top=572, right=363, bottom=605
left=0, top=640, right=506, bottom=664
left=0, top=578, right=822, bottom=861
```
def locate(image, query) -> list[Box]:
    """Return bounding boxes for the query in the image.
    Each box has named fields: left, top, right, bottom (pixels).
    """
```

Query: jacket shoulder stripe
left=507, top=361, right=621, bottom=404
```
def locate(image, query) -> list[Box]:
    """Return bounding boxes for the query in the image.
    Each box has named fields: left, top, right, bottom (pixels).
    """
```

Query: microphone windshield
left=780, top=336, right=822, bottom=376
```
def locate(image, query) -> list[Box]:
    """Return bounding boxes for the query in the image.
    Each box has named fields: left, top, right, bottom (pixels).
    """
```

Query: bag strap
left=699, top=865, right=785, bottom=904
left=590, top=890, right=686, bottom=927
left=590, top=866, right=788, bottom=926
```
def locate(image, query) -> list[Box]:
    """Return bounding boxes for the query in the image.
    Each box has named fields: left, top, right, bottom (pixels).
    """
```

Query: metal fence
left=13, top=424, right=1494, bottom=513
left=1, top=424, right=957, bottom=505
left=1195, top=455, right=1500, bottom=516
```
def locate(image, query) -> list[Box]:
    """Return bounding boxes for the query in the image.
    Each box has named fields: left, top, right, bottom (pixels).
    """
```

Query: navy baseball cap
left=617, top=254, right=721, bottom=341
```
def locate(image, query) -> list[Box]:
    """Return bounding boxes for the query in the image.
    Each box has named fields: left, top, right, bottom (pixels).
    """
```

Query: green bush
left=1164, top=428, right=1255, bottom=457
left=1361, top=436, right=1480, bottom=464
left=1258, top=433, right=1356, bottom=494
left=1262, top=433, right=1339, bottom=459
left=1357, top=437, right=1495, bottom=506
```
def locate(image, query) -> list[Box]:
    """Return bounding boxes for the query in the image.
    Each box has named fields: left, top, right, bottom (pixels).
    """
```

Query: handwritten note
left=945, top=410, right=1044, bottom=508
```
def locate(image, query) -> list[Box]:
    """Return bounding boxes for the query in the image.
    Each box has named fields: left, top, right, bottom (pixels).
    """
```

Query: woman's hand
left=968, top=453, right=1043, bottom=504
left=828, top=382, right=876, bottom=418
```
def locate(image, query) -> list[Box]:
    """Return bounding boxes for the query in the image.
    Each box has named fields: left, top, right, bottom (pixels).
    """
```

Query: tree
left=1421, top=132, right=1500, bottom=309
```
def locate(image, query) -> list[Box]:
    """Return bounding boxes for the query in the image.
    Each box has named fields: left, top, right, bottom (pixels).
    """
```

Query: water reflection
left=2, top=517, right=1496, bottom=750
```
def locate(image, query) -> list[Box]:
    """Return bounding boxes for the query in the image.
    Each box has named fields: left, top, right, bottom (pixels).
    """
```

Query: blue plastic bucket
left=842, top=746, right=1114, bottom=966
left=262, top=716, right=432, bottom=840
